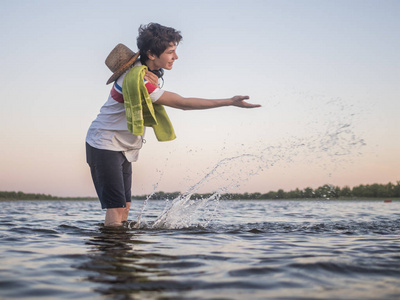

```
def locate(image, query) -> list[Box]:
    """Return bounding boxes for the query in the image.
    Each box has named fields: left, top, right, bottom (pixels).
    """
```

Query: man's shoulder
left=116, top=61, right=142, bottom=85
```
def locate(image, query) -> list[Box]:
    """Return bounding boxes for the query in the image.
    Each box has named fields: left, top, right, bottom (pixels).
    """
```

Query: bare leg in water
left=104, top=202, right=131, bottom=227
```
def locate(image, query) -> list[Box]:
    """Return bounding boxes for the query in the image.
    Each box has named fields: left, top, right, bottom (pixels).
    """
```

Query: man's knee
left=105, top=207, right=126, bottom=226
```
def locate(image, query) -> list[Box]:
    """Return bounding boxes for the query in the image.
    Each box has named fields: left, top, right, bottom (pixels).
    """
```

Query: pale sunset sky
left=0, top=0, right=399, bottom=197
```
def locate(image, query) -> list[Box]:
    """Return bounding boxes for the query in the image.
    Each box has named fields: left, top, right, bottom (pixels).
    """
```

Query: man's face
left=150, top=44, right=178, bottom=70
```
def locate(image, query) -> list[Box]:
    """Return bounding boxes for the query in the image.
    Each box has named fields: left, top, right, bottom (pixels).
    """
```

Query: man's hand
left=144, top=70, right=159, bottom=87
left=231, top=95, right=261, bottom=108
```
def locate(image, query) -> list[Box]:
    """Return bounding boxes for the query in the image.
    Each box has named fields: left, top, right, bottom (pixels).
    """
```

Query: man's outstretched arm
left=156, top=91, right=261, bottom=110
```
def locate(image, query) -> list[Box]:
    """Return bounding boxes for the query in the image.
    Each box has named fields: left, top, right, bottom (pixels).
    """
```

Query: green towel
left=122, top=65, right=176, bottom=142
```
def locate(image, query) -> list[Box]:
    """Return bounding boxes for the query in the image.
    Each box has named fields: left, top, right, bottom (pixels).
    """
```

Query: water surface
left=0, top=199, right=399, bottom=299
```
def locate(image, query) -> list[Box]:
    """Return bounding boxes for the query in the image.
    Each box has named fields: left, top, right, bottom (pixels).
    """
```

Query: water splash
left=133, top=169, right=164, bottom=228
left=151, top=154, right=261, bottom=229
left=132, top=182, right=158, bottom=228
left=137, top=94, right=366, bottom=229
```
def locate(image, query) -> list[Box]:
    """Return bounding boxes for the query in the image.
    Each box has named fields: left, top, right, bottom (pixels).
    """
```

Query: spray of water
left=136, top=94, right=366, bottom=229
left=131, top=169, right=164, bottom=228
left=151, top=154, right=262, bottom=229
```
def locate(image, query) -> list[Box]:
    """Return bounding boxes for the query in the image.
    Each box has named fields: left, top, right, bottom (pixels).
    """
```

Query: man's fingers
left=243, top=101, right=262, bottom=108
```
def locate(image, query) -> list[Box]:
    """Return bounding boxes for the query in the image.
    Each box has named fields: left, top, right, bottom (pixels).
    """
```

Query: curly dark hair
left=137, top=23, right=182, bottom=65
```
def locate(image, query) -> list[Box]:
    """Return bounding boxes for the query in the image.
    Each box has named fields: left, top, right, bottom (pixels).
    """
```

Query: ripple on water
left=1, top=200, right=400, bottom=299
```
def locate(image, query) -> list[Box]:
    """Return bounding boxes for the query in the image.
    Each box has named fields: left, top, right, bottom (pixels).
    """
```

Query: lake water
left=0, top=199, right=399, bottom=299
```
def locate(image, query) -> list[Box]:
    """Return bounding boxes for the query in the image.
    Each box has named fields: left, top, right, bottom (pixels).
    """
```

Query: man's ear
left=147, top=50, right=156, bottom=61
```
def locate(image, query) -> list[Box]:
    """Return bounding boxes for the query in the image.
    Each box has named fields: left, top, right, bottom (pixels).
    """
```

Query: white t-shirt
left=86, top=61, right=164, bottom=162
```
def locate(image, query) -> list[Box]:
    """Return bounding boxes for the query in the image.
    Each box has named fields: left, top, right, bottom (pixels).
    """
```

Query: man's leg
left=122, top=202, right=131, bottom=222
left=105, top=208, right=124, bottom=226
left=104, top=202, right=131, bottom=226
left=86, top=143, right=132, bottom=226
left=122, top=158, right=132, bottom=223
left=104, top=152, right=132, bottom=226
left=104, top=207, right=125, bottom=226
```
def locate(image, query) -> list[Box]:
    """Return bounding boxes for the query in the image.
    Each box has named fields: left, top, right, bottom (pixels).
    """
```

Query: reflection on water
left=71, top=200, right=400, bottom=300
left=81, top=226, right=166, bottom=297
left=80, top=225, right=211, bottom=299
left=1, top=200, right=400, bottom=300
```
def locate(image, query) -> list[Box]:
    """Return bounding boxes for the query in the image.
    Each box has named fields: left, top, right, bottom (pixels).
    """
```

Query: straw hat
left=105, top=43, right=140, bottom=85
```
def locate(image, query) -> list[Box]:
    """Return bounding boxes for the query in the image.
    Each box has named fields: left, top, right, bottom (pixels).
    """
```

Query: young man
left=86, top=23, right=260, bottom=227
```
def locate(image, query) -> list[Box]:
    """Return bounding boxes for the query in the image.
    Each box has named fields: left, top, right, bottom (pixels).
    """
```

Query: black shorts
left=86, top=143, right=132, bottom=209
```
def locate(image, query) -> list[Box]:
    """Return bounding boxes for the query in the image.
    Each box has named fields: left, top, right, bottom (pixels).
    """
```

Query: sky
left=0, top=0, right=399, bottom=197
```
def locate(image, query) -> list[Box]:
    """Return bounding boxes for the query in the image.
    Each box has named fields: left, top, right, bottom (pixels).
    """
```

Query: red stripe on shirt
left=110, top=80, right=158, bottom=103
left=145, top=82, right=157, bottom=94
left=110, top=86, right=124, bottom=103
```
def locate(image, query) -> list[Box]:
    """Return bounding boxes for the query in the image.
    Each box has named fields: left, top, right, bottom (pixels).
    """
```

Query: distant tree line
left=219, top=181, right=400, bottom=200
left=1, top=181, right=399, bottom=201
left=0, top=191, right=95, bottom=201
left=134, top=181, right=400, bottom=200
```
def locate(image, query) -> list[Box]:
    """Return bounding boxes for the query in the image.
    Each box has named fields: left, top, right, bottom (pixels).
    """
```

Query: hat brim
left=106, top=51, right=140, bottom=85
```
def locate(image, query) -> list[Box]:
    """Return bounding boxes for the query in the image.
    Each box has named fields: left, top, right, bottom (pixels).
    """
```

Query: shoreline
left=1, top=197, right=398, bottom=202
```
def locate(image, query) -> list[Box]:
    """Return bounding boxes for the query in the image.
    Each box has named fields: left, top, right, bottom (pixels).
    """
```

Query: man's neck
left=145, top=60, right=158, bottom=71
